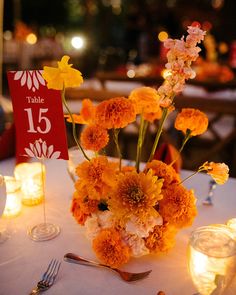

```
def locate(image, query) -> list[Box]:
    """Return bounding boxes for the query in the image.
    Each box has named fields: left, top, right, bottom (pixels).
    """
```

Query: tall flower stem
left=136, top=115, right=145, bottom=172
left=170, top=129, right=191, bottom=166
left=113, top=129, right=122, bottom=171
left=61, top=87, right=90, bottom=161
left=142, top=120, right=149, bottom=142
left=148, top=107, right=168, bottom=162
left=179, top=167, right=205, bottom=185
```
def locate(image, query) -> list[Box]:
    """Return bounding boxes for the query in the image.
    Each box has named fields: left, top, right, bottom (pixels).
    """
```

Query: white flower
left=125, top=215, right=163, bottom=238
left=24, top=138, right=61, bottom=159
left=122, top=232, right=149, bottom=257
left=12, top=70, right=45, bottom=92
left=84, top=211, right=115, bottom=240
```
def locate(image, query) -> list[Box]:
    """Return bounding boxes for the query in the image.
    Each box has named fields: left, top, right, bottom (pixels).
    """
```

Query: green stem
left=170, top=129, right=192, bottom=166
left=136, top=115, right=145, bottom=172
left=61, top=87, right=90, bottom=161
left=178, top=170, right=199, bottom=185
left=179, top=167, right=205, bottom=185
left=142, top=120, right=149, bottom=142
left=113, top=129, right=122, bottom=171
left=148, top=107, right=168, bottom=162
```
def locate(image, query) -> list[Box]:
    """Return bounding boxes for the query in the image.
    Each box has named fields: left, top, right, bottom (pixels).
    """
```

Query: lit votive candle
left=188, top=225, right=236, bottom=295
left=14, top=162, right=45, bottom=206
left=2, top=176, right=22, bottom=218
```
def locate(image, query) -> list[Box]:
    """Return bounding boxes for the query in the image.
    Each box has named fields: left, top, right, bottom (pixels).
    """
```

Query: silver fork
left=29, top=259, right=61, bottom=294
left=64, top=253, right=152, bottom=282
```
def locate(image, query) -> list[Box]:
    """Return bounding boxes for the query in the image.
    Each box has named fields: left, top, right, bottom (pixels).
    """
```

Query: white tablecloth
left=0, top=158, right=236, bottom=295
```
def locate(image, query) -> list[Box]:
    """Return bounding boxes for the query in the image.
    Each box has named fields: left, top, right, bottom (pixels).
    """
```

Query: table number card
left=7, top=70, right=69, bottom=160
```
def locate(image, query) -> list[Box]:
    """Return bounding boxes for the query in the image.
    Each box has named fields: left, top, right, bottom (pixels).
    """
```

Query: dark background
left=4, top=0, right=236, bottom=66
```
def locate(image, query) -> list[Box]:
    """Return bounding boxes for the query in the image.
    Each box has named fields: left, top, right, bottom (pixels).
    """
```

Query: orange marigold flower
left=143, top=108, right=162, bottom=123
left=95, top=97, right=136, bottom=129
left=64, top=113, right=86, bottom=124
left=109, top=170, right=163, bottom=221
left=65, top=99, right=96, bottom=124
left=80, top=125, right=109, bottom=152
left=175, top=108, right=208, bottom=136
left=71, top=191, right=99, bottom=225
left=200, top=161, right=229, bottom=185
left=145, top=160, right=180, bottom=188
left=145, top=223, right=177, bottom=253
left=75, top=156, right=118, bottom=200
left=92, top=228, right=130, bottom=268
left=129, top=87, right=161, bottom=114
left=121, top=166, right=136, bottom=174
left=159, top=183, right=197, bottom=228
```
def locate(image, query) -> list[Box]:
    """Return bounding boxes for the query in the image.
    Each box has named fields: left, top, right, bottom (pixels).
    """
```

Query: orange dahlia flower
left=145, top=223, right=177, bottom=253
left=200, top=161, right=229, bottom=185
left=81, top=125, right=109, bottom=151
left=159, top=183, right=197, bottom=228
left=175, top=108, right=208, bottom=136
left=128, top=87, right=161, bottom=114
left=109, top=170, right=163, bottom=221
left=95, top=97, right=136, bottom=129
left=65, top=99, right=96, bottom=124
left=75, top=156, right=118, bottom=200
left=71, top=191, right=99, bottom=225
left=92, top=228, right=130, bottom=268
left=145, top=160, right=180, bottom=188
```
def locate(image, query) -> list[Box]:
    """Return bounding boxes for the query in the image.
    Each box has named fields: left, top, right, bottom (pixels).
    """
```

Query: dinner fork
left=64, top=253, right=152, bottom=282
left=29, top=259, right=61, bottom=294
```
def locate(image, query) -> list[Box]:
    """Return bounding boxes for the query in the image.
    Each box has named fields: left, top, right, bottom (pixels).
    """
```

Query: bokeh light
left=158, top=31, right=169, bottom=42
left=71, top=36, right=85, bottom=49
left=26, top=33, right=37, bottom=45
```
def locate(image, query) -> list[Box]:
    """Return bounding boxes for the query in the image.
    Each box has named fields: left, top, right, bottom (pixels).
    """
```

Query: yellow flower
left=200, top=161, right=229, bottom=185
left=92, top=228, right=130, bottom=268
left=42, top=55, right=83, bottom=90
left=109, top=170, right=163, bottom=221
left=129, top=87, right=161, bottom=114
left=159, top=183, right=197, bottom=228
left=145, top=223, right=177, bottom=253
left=175, top=108, right=208, bottom=136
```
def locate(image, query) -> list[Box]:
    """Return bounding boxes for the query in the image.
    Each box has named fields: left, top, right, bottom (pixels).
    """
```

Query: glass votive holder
left=67, top=146, right=93, bottom=182
left=2, top=176, right=22, bottom=218
left=227, top=218, right=236, bottom=232
left=14, top=162, right=45, bottom=206
left=188, top=225, right=236, bottom=295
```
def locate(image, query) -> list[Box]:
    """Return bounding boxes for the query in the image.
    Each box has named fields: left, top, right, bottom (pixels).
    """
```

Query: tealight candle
left=14, top=162, right=45, bottom=206
left=188, top=225, right=236, bottom=295
left=2, top=176, right=22, bottom=218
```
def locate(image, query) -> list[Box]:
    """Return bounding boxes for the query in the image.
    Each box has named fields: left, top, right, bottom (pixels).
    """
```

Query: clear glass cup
left=0, top=176, right=21, bottom=243
left=67, top=146, right=93, bottom=182
left=188, top=225, right=236, bottom=295
left=0, top=175, right=7, bottom=243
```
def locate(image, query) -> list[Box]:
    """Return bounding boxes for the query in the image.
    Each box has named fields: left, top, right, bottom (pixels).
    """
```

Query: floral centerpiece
left=42, top=23, right=229, bottom=268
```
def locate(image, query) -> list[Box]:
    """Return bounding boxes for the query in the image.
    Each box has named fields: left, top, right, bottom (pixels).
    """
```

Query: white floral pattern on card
left=24, top=138, right=61, bottom=159
left=12, top=70, right=45, bottom=92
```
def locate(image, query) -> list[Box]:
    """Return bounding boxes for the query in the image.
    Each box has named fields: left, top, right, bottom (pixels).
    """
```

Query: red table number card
left=7, top=70, right=69, bottom=160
